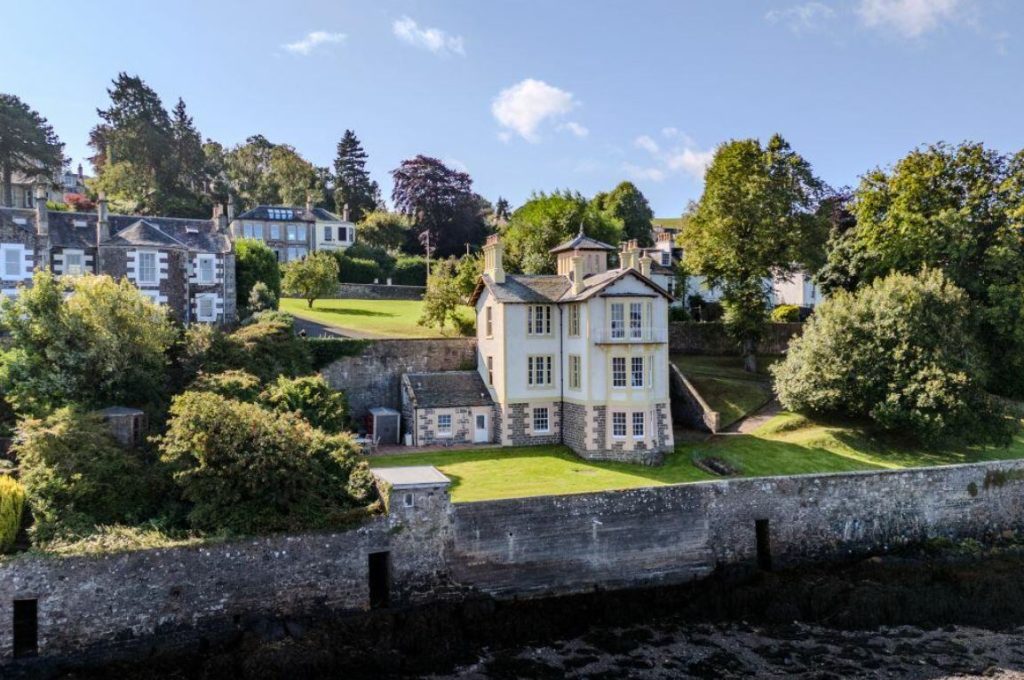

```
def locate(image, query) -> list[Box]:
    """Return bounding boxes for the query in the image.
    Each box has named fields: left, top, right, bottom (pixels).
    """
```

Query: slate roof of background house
left=403, top=371, right=494, bottom=408
left=311, top=207, right=347, bottom=222
left=43, top=212, right=231, bottom=252
left=103, top=220, right=189, bottom=248
left=549, top=232, right=615, bottom=253
left=475, top=273, right=572, bottom=304
left=0, top=208, right=37, bottom=235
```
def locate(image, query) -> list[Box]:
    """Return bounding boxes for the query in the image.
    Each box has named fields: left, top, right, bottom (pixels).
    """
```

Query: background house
left=230, top=201, right=355, bottom=262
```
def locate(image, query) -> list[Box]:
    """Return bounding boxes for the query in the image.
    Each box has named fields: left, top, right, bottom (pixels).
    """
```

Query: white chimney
left=482, top=234, right=505, bottom=284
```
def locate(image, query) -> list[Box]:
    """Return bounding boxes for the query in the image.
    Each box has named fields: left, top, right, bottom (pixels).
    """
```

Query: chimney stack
left=77, top=163, right=83, bottom=181
left=213, top=203, right=228, bottom=231
left=305, top=195, right=313, bottom=214
left=227, top=194, right=236, bottom=222
left=482, top=234, right=505, bottom=284
left=342, top=203, right=350, bottom=222
left=640, top=253, right=652, bottom=278
left=97, top=192, right=110, bottom=243
left=571, top=249, right=585, bottom=295
left=34, top=185, right=49, bottom=237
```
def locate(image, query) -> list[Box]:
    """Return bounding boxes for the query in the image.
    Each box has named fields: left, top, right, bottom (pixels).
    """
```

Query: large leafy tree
left=282, top=251, right=339, bottom=308
left=391, top=155, right=487, bottom=257
left=333, top=130, right=380, bottom=222
left=502, top=190, right=622, bottom=274
left=419, top=257, right=465, bottom=330
left=845, top=142, right=1024, bottom=397
left=357, top=210, right=410, bottom=251
left=0, top=271, right=177, bottom=417
left=591, top=181, right=654, bottom=246
left=682, top=134, right=827, bottom=372
left=223, top=135, right=319, bottom=209
left=0, top=94, right=66, bottom=207
left=773, top=269, right=1016, bottom=448
left=234, top=238, right=281, bottom=309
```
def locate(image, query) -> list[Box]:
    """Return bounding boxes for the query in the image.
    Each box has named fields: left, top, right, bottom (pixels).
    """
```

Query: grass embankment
left=281, top=298, right=474, bottom=339
left=370, top=412, right=1024, bottom=503
left=671, top=355, right=779, bottom=427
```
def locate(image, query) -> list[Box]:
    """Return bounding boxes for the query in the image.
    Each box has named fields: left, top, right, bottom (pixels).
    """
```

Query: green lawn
left=672, top=355, right=779, bottom=428
left=281, top=297, right=474, bottom=339
left=369, top=413, right=1024, bottom=502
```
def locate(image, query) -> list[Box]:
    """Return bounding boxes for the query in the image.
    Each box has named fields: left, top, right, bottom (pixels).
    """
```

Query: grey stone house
left=0, top=189, right=235, bottom=324
left=400, top=372, right=495, bottom=447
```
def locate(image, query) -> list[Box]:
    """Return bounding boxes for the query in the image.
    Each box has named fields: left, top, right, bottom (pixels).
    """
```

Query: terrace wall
left=319, top=338, right=477, bottom=422
left=333, top=282, right=425, bottom=300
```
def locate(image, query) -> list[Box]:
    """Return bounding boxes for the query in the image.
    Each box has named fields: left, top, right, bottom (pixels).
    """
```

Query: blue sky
left=5, top=0, right=1022, bottom=216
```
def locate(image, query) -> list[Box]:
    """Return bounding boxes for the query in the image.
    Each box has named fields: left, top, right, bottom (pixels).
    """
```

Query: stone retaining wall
left=333, top=283, right=425, bottom=300
left=669, top=322, right=803, bottom=355
left=320, top=338, right=477, bottom=422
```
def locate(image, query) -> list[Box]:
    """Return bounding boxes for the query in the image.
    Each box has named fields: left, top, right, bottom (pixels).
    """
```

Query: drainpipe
left=559, top=305, right=565, bottom=446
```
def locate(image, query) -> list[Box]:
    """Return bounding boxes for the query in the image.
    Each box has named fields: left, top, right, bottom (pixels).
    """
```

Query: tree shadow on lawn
left=311, top=306, right=395, bottom=319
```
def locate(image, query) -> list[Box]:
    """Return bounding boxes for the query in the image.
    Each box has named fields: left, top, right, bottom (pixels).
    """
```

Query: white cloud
left=624, top=164, right=667, bottom=183
left=765, top=2, right=836, bottom=32
left=282, top=31, right=346, bottom=55
left=393, top=16, right=465, bottom=56
left=857, top=0, right=962, bottom=37
left=491, top=79, right=577, bottom=143
left=630, top=129, right=714, bottom=183
left=634, top=135, right=660, bottom=154
left=560, top=121, right=589, bottom=138
left=666, top=148, right=715, bottom=181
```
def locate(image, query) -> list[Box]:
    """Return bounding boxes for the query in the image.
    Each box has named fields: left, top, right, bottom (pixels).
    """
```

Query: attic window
left=186, top=226, right=199, bottom=234
left=12, top=217, right=27, bottom=226
left=268, top=208, right=293, bottom=220
left=73, top=219, right=87, bottom=227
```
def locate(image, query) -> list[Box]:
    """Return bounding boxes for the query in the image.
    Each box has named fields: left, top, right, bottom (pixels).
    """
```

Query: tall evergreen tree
left=0, top=94, right=66, bottom=207
left=333, top=130, right=379, bottom=221
left=169, top=98, right=205, bottom=193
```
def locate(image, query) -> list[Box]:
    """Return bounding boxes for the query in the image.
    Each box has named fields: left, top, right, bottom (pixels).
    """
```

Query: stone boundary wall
left=669, top=363, right=720, bottom=433
left=450, top=459, right=1024, bottom=598
left=5, top=460, right=1024, bottom=665
left=320, top=338, right=477, bottom=423
left=0, top=481, right=453, bottom=664
left=669, top=322, right=803, bottom=355
left=332, top=282, right=425, bottom=300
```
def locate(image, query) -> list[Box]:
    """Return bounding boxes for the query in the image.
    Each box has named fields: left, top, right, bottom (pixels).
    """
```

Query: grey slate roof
left=43, top=211, right=231, bottom=253
left=473, top=267, right=672, bottom=305
left=403, top=371, right=493, bottom=409
left=104, top=220, right=189, bottom=248
left=549, top=231, right=615, bottom=254
left=0, top=209, right=36, bottom=234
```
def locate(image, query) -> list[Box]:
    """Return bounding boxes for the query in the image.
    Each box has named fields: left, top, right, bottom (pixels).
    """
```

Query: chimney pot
left=342, top=203, right=350, bottom=222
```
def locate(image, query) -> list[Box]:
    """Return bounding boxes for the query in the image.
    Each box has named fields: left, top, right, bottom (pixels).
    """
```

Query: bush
left=223, top=317, right=312, bottom=382
left=0, top=475, right=25, bottom=553
left=669, top=306, right=691, bottom=322
left=235, top=239, right=281, bottom=309
left=335, top=254, right=383, bottom=284
left=771, top=304, right=801, bottom=322
left=190, top=370, right=263, bottom=402
left=344, top=243, right=396, bottom=273
left=772, top=269, right=1018, bottom=447
left=306, top=338, right=371, bottom=369
left=158, top=391, right=375, bottom=534
left=391, top=256, right=427, bottom=286
left=247, top=281, right=278, bottom=314
left=260, top=375, right=348, bottom=433
left=13, top=408, right=162, bottom=541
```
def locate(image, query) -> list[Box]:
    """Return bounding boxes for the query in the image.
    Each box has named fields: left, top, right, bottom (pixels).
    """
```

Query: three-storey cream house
left=401, top=231, right=674, bottom=465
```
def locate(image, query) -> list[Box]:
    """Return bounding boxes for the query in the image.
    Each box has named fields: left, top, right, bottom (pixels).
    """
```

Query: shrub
left=770, top=304, right=801, bottom=322
left=13, top=408, right=162, bottom=541
left=223, top=317, right=312, bottom=382
left=235, top=239, right=281, bottom=309
left=260, top=375, right=348, bottom=433
left=158, top=392, right=375, bottom=534
left=391, top=256, right=427, bottom=286
left=343, top=243, right=396, bottom=273
left=669, top=306, right=691, bottom=322
left=335, top=255, right=382, bottom=284
left=307, top=338, right=371, bottom=369
left=772, top=269, right=1017, bottom=447
left=0, top=475, right=25, bottom=553
left=190, top=370, right=263, bottom=402
left=282, top=252, right=339, bottom=308
left=247, top=281, right=278, bottom=314
left=0, top=272, right=177, bottom=417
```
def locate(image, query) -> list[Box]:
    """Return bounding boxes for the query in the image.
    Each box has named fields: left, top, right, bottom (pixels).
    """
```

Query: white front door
left=473, top=414, right=489, bottom=443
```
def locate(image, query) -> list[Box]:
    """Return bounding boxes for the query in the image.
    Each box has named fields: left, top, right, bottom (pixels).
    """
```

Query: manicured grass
left=281, top=297, right=474, bottom=339
left=368, top=413, right=1024, bottom=503
left=672, top=354, right=779, bottom=427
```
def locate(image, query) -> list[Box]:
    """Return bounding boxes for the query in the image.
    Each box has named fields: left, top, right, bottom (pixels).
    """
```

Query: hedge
left=0, top=475, right=25, bottom=553
left=336, top=255, right=383, bottom=284
left=391, top=256, right=427, bottom=286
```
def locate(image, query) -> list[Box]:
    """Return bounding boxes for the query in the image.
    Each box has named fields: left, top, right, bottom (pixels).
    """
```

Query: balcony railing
left=592, top=327, right=668, bottom=344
